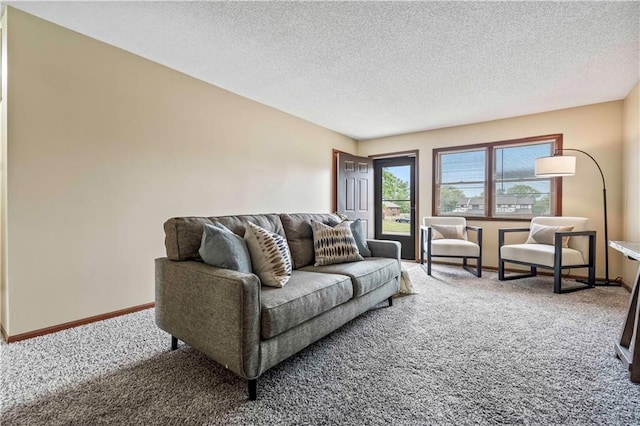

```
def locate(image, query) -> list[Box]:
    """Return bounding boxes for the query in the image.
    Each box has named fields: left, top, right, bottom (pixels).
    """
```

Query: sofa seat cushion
left=301, top=257, right=399, bottom=298
left=431, top=239, right=479, bottom=257
left=260, top=270, right=352, bottom=339
left=501, top=244, right=586, bottom=268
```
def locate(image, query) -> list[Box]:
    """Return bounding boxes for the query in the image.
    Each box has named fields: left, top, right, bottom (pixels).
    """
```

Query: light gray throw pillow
left=199, top=223, right=252, bottom=273
left=350, top=219, right=372, bottom=257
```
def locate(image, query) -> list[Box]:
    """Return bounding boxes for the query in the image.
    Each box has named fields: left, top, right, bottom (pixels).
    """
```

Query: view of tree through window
left=381, top=166, right=411, bottom=234
left=495, top=144, right=553, bottom=216
left=439, top=149, right=486, bottom=216
left=434, top=135, right=562, bottom=219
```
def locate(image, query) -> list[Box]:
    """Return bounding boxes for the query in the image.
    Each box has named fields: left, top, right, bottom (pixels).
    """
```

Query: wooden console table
left=610, top=241, right=640, bottom=383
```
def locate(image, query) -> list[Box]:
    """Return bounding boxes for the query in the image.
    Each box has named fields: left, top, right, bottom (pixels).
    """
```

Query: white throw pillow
left=244, top=222, right=292, bottom=287
left=430, top=224, right=467, bottom=240
left=525, top=223, right=574, bottom=248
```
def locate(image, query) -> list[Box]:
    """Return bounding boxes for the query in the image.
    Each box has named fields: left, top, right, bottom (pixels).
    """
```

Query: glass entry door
left=374, top=156, right=416, bottom=260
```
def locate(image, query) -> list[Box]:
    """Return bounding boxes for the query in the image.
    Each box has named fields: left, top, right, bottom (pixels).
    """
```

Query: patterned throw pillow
left=430, top=224, right=467, bottom=240
left=525, top=223, right=574, bottom=248
left=199, top=223, right=252, bottom=273
left=244, top=222, right=292, bottom=287
left=311, top=220, right=364, bottom=266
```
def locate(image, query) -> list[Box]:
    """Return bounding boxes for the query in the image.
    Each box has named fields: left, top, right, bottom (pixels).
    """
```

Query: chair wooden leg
left=462, top=258, right=481, bottom=277
left=588, top=264, right=595, bottom=286
left=553, top=265, right=562, bottom=294
left=171, top=336, right=178, bottom=350
left=427, top=250, right=432, bottom=276
left=499, top=262, right=537, bottom=281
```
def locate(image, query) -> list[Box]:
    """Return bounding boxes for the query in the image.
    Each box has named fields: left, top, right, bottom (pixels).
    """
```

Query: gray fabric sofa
left=155, top=213, right=401, bottom=400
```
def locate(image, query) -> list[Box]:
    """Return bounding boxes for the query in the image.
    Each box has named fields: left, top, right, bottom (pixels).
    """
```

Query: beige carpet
left=1, top=264, right=639, bottom=425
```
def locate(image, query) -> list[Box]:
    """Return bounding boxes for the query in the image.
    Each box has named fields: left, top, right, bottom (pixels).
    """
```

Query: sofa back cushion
left=164, top=214, right=285, bottom=261
left=279, top=213, right=341, bottom=269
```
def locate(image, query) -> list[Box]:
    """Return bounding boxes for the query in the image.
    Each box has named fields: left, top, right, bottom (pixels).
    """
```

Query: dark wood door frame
left=332, top=149, right=349, bottom=213
left=333, top=149, right=420, bottom=261
left=371, top=150, right=420, bottom=261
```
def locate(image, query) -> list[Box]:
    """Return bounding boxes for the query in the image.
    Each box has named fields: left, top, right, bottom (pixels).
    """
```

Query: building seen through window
left=434, top=135, right=562, bottom=219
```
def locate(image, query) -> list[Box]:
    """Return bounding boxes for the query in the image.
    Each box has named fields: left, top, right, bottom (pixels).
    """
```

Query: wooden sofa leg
left=171, top=336, right=178, bottom=350
left=388, top=296, right=393, bottom=307
left=248, top=379, right=257, bottom=401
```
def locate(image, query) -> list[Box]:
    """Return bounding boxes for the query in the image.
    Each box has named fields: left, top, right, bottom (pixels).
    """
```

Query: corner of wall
left=621, top=81, right=640, bottom=287
left=0, top=7, right=8, bottom=333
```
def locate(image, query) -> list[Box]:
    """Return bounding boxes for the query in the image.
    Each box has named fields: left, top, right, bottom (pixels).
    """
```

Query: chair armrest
left=465, top=225, right=483, bottom=248
left=554, top=230, right=596, bottom=238
left=554, top=230, right=596, bottom=265
left=499, top=227, right=531, bottom=233
left=155, top=258, right=261, bottom=379
left=498, top=227, right=531, bottom=248
left=420, top=225, right=433, bottom=242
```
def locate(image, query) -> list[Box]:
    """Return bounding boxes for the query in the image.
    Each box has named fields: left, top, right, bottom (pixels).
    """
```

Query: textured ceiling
left=4, top=1, right=640, bottom=140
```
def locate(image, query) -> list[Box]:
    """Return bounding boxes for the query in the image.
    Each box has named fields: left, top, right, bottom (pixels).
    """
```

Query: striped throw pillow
left=245, top=222, right=292, bottom=287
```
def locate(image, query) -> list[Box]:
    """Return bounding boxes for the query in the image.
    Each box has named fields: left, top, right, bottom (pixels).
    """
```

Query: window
left=433, top=134, right=562, bottom=220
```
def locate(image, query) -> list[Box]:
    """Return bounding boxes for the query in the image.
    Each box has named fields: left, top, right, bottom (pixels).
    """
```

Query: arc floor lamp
left=534, top=148, right=620, bottom=286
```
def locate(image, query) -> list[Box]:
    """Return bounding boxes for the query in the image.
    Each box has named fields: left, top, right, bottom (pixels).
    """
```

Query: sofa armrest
left=366, top=239, right=401, bottom=259
left=366, top=239, right=402, bottom=272
left=155, top=258, right=261, bottom=379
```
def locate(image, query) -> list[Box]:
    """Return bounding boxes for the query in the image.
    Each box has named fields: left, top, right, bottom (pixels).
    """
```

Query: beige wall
left=358, top=102, right=625, bottom=281
left=1, top=8, right=356, bottom=336
left=622, top=82, right=640, bottom=286
left=1, top=7, right=636, bottom=337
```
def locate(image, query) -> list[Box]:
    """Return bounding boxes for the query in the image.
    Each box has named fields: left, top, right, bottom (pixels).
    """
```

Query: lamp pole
left=554, top=148, right=618, bottom=286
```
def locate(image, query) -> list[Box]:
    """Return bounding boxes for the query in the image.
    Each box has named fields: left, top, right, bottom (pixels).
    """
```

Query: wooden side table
left=610, top=241, right=640, bottom=383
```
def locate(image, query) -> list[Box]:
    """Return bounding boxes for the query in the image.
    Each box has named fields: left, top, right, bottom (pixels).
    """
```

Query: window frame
left=432, top=134, right=563, bottom=221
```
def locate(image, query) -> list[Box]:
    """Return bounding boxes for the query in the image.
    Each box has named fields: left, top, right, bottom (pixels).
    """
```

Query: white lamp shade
left=535, top=155, right=576, bottom=177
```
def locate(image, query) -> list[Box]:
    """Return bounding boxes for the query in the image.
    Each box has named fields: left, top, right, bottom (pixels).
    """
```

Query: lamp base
left=576, top=278, right=622, bottom=287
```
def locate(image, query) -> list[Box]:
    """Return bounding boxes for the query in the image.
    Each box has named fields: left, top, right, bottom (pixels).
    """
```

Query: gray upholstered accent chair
left=498, top=216, right=596, bottom=294
left=420, top=216, right=482, bottom=277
